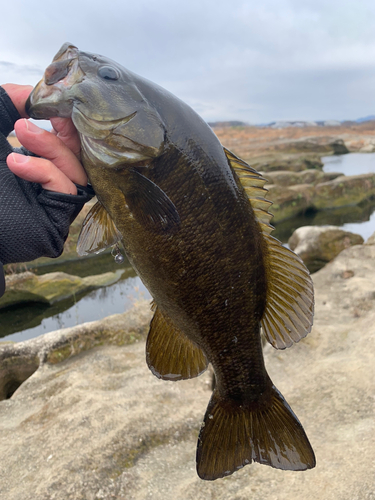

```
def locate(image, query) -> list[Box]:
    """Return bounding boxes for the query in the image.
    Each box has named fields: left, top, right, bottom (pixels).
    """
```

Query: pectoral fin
left=123, top=169, right=181, bottom=232
left=76, top=200, right=122, bottom=256
left=146, top=304, right=208, bottom=380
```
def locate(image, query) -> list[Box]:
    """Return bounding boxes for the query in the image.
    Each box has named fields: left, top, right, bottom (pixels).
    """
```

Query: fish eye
left=98, top=66, right=120, bottom=81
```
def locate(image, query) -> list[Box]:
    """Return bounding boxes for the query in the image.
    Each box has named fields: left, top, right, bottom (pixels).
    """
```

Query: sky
left=1, top=0, right=375, bottom=124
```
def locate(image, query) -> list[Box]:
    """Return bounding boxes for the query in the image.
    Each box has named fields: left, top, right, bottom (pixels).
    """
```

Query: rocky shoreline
left=0, top=236, right=374, bottom=499
left=0, top=121, right=373, bottom=500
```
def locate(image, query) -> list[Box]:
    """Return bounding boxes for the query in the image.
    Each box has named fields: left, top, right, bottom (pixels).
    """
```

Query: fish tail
left=196, top=383, right=315, bottom=480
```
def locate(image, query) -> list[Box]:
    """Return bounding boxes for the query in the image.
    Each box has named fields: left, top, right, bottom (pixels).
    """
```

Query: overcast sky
left=2, top=0, right=375, bottom=124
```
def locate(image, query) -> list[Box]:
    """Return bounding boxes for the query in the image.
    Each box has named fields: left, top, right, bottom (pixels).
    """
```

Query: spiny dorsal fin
left=76, top=200, right=122, bottom=256
left=146, top=303, right=208, bottom=380
left=224, top=147, right=314, bottom=349
left=224, top=147, right=274, bottom=234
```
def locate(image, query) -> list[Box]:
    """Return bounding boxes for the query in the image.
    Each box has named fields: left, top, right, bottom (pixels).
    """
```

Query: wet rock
left=268, top=184, right=314, bottom=222
left=0, top=301, right=152, bottom=401
left=252, top=153, right=324, bottom=172
left=288, top=225, right=364, bottom=272
left=0, top=245, right=374, bottom=499
left=264, top=169, right=342, bottom=187
left=268, top=173, right=375, bottom=222
left=313, top=173, right=375, bottom=210
left=0, top=269, right=125, bottom=309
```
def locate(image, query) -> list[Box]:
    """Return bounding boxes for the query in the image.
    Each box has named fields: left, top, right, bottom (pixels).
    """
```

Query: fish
left=26, top=43, right=315, bottom=480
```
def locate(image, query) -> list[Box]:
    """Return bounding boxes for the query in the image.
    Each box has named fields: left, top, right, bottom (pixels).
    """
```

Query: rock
left=0, top=244, right=374, bottom=499
left=0, top=269, right=125, bottom=310
left=366, top=231, right=375, bottom=245
left=0, top=301, right=152, bottom=400
left=271, top=137, right=349, bottom=155
left=264, top=169, right=342, bottom=187
left=252, top=153, right=324, bottom=172
left=288, top=226, right=364, bottom=272
left=313, top=173, right=375, bottom=210
left=345, top=137, right=375, bottom=152
left=267, top=173, right=375, bottom=222
left=268, top=184, right=315, bottom=222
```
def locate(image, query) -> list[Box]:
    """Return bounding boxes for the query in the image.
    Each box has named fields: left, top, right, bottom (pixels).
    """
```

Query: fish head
left=26, top=43, right=166, bottom=165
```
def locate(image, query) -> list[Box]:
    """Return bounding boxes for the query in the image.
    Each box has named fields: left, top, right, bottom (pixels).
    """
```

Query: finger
left=14, top=119, right=88, bottom=186
left=1, top=84, right=33, bottom=118
left=50, top=117, right=81, bottom=157
left=7, top=153, right=78, bottom=195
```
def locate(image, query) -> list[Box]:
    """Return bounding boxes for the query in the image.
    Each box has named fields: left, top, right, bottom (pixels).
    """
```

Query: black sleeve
left=0, top=86, right=94, bottom=266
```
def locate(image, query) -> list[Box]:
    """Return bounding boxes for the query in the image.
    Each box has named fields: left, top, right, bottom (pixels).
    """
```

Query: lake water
left=2, top=152, right=375, bottom=342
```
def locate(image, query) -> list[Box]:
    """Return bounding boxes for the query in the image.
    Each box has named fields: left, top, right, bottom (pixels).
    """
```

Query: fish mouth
left=73, top=106, right=137, bottom=132
left=26, top=46, right=82, bottom=119
left=72, top=106, right=137, bottom=143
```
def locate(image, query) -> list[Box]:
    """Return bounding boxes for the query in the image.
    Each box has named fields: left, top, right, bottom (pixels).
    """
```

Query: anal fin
left=146, top=304, right=208, bottom=381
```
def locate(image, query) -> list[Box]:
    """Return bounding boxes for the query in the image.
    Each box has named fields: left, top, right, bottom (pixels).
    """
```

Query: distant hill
left=208, top=121, right=249, bottom=128
left=355, top=115, right=375, bottom=123
left=209, top=117, right=375, bottom=129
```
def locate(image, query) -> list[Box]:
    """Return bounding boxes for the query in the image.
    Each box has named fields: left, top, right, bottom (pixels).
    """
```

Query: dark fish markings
left=26, top=44, right=315, bottom=480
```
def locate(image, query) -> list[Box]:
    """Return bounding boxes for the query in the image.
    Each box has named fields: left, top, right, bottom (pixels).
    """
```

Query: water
left=273, top=152, right=375, bottom=243
left=323, top=152, right=375, bottom=176
left=2, top=152, right=375, bottom=343
left=1, top=276, right=150, bottom=343
left=1, top=253, right=150, bottom=343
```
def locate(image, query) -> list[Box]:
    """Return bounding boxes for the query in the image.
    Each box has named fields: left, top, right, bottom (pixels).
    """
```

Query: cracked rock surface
left=0, top=242, right=374, bottom=500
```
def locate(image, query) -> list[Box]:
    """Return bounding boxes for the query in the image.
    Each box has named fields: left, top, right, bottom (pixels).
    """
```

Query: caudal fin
left=196, top=384, right=315, bottom=480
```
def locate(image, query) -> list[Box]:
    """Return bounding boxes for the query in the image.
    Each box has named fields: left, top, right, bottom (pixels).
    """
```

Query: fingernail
left=24, top=119, right=44, bottom=134
left=9, top=153, right=30, bottom=164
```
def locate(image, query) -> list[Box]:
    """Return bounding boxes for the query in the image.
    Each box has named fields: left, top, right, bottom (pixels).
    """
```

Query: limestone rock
left=313, top=173, right=375, bottom=210
left=264, top=169, right=342, bottom=187
left=268, top=183, right=314, bottom=222
left=345, top=137, right=375, bottom=152
left=0, top=244, right=374, bottom=499
left=270, top=137, right=349, bottom=155
left=288, top=225, right=364, bottom=272
left=0, top=301, right=153, bottom=400
left=267, top=172, right=375, bottom=222
left=252, top=153, right=324, bottom=173
left=365, top=231, right=375, bottom=245
left=0, top=269, right=125, bottom=309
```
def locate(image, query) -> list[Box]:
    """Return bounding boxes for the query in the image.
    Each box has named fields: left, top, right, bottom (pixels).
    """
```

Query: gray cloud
left=1, top=0, right=374, bottom=123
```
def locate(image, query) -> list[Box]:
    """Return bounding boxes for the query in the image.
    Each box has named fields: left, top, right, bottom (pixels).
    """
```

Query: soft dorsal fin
left=146, top=303, right=208, bottom=380
left=76, top=200, right=122, bottom=256
left=224, top=147, right=314, bottom=349
left=261, top=234, right=314, bottom=349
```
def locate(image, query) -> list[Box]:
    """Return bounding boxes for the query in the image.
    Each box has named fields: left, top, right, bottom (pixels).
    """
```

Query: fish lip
left=73, top=105, right=136, bottom=132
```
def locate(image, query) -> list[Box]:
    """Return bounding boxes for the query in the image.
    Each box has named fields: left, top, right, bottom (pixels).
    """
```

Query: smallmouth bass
left=26, top=43, right=315, bottom=480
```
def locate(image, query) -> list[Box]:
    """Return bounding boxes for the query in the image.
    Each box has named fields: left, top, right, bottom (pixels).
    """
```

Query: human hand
left=2, top=84, right=87, bottom=195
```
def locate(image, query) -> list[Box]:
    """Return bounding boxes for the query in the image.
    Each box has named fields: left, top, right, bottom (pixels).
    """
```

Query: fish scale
left=26, top=43, right=315, bottom=481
